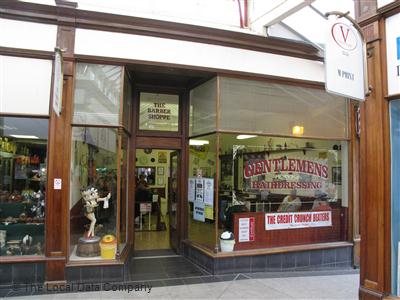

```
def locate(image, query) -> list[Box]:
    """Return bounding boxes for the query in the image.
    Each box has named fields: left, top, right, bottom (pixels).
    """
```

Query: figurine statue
left=80, top=187, right=111, bottom=238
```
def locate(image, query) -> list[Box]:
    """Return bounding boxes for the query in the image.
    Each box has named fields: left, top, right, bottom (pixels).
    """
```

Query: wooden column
left=359, top=18, right=392, bottom=299
left=45, top=0, right=76, bottom=283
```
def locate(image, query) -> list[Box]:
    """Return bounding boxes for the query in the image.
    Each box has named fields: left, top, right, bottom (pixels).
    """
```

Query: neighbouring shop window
left=0, top=56, right=52, bottom=115
left=0, top=117, right=48, bottom=256
left=219, top=77, right=348, bottom=139
left=189, top=78, right=217, bottom=136
left=188, top=134, right=217, bottom=250
left=69, top=127, right=118, bottom=260
left=217, top=134, right=348, bottom=251
left=390, top=100, right=400, bottom=295
left=73, top=63, right=122, bottom=126
left=139, top=92, right=179, bottom=132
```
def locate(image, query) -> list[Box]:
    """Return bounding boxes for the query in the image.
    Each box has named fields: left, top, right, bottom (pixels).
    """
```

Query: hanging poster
left=195, top=178, right=204, bottom=202
left=188, top=177, right=196, bottom=202
left=205, top=205, right=214, bottom=220
left=193, top=200, right=205, bottom=222
left=203, top=178, right=214, bottom=206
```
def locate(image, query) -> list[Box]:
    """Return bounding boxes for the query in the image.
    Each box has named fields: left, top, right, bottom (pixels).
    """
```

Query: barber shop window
left=187, top=76, right=349, bottom=252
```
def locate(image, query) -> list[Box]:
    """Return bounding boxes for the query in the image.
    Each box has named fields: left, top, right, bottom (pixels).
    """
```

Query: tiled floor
left=134, top=215, right=217, bottom=251
left=129, top=256, right=210, bottom=282
left=5, top=271, right=359, bottom=299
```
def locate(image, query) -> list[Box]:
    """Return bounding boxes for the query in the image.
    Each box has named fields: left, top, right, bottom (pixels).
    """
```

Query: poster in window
left=203, top=178, right=214, bottom=206
left=193, top=200, right=205, bottom=222
left=188, top=177, right=195, bottom=202
left=332, top=167, right=342, bottom=185
left=158, top=152, right=167, bottom=163
left=157, top=167, right=164, bottom=176
left=195, top=178, right=204, bottom=202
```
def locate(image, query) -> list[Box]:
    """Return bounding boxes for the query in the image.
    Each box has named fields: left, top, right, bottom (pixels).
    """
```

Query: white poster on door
left=188, top=177, right=196, bottom=202
left=193, top=200, right=205, bottom=222
left=203, top=178, right=214, bottom=206
left=195, top=178, right=204, bottom=202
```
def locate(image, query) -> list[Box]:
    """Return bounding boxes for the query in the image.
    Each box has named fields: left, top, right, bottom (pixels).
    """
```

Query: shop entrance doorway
left=134, top=148, right=180, bottom=254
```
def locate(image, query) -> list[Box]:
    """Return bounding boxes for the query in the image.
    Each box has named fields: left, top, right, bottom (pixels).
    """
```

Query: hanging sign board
left=52, top=47, right=64, bottom=116
left=325, top=17, right=366, bottom=101
left=385, top=13, right=400, bottom=96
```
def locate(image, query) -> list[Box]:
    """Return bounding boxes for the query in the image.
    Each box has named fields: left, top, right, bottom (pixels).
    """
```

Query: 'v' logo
left=340, top=25, right=350, bottom=42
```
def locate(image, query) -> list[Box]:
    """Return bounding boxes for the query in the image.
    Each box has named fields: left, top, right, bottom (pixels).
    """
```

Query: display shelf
left=0, top=151, right=14, bottom=158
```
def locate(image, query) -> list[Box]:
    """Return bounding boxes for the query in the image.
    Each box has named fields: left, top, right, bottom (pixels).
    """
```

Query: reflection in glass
left=189, top=78, right=217, bottom=136
left=73, top=63, right=122, bottom=126
left=219, top=77, right=348, bottom=139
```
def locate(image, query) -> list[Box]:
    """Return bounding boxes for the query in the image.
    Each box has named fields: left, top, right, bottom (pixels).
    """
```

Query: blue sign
left=397, top=36, right=400, bottom=60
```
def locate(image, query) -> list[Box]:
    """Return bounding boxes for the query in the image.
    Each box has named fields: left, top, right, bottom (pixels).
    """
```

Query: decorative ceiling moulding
left=0, top=1, right=322, bottom=61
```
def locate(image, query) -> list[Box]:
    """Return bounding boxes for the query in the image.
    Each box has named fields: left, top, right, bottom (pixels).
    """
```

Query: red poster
left=249, top=217, right=255, bottom=241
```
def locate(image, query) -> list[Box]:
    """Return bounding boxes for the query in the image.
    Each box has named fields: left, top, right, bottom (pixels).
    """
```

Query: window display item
left=0, top=230, right=6, bottom=247
left=100, top=234, right=116, bottom=259
left=220, top=231, right=235, bottom=252
left=81, top=187, right=111, bottom=238
left=76, top=186, right=111, bottom=257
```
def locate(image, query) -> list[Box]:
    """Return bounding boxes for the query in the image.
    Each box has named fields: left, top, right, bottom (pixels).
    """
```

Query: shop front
left=0, top=1, right=357, bottom=285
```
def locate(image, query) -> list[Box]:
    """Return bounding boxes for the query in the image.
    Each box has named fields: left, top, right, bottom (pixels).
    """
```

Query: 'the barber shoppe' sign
left=147, top=102, right=171, bottom=120
left=244, top=157, right=328, bottom=190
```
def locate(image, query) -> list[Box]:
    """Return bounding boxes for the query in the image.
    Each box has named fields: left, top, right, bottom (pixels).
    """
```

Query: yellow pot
left=100, top=234, right=116, bottom=259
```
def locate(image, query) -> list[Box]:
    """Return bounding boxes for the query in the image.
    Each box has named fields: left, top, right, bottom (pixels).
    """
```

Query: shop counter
left=233, top=208, right=345, bottom=251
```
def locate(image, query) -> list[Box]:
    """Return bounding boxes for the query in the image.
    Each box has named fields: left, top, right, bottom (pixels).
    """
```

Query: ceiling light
left=189, top=140, right=209, bottom=146
left=236, top=135, right=257, bottom=140
left=10, top=135, right=39, bottom=139
left=292, top=126, right=304, bottom=136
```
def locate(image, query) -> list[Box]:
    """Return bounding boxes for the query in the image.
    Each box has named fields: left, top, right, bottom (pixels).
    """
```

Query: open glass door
left=168, top=151, right=180, bottom=251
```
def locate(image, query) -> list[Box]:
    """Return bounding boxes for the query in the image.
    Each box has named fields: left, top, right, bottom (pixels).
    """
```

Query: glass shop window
left=139, top=92, right=179, bottom=132
left=187, top=134, right=217, bottom=251
left=69, top=127, right=118, bottom=261
left=217, top=134, right=348, bottom=251
left=0, top=117, right=48, bottom=256
left=70, top=62, right=129, bottom=260
left=73, top=63, right=122, bottom=126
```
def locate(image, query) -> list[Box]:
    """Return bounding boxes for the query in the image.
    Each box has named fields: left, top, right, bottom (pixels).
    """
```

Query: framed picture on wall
left=332, top=167, right=342, bottom=185
left=157, top=167, right=164, bottom=176
left=157, top=176, right=164, bottom=185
